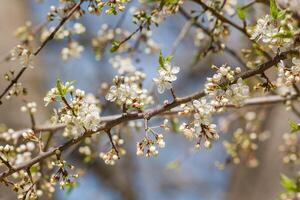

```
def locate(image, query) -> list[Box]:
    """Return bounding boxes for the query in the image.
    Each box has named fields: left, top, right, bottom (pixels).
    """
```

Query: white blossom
left=153, top=62, right=180, bottom=94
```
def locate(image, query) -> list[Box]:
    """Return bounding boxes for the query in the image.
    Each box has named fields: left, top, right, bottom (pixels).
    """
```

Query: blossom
left=61, top=41, right=84, bottom=60
left=109, top=56, right=136, bottom=74
left=44, top=82, right=101, bottom=138
left=192, top=98, right=215, bottom=126
left=250, top=15, right=273, bottom=41
left=136, top=133, right=166, bottom=157
left=72, top=23, right=86, bottom=34
left=153, top=76, right=172, bottom=94
left=105, top=72, right=153, bottom=110
left=10, top=45, right=34, bottom=68
left=223, top=0, right=237, bottom=16
left=153, top=57, right=180, bottom=94
left=276, top=59, right=300, bottom=87
left=225, top=78, right=250, bottom=105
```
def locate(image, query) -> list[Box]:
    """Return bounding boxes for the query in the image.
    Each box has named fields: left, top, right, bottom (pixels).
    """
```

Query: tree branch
left=0, top=0, right=84, bottom=104
left=0, top=50, right=297, bottom=181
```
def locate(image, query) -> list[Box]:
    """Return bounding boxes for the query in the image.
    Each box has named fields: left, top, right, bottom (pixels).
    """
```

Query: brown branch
left=192, top=0, right=271, bottom=59
left=0, top=50, right=297, bottom=181
left=105, top=130, right=119, bottom=158
left=0, top=0, right=84, bottom=104
left=0, top=155, right=13, bottom=170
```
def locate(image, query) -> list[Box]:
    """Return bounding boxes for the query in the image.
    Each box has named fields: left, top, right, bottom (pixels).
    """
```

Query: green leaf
left=280, top=174, right=297, bottom=192
left=158, top=51, right=165, bottom=68
left=110, top=41, right=120, bottom=53
left=56, top=78, right=64, bottom=96
left=277, top=10, right=286, bottom=19
left=165, top=160, right=180, bottom=170
left=270, top=0, right=281, bottom=19
left=236, top=5, right=247, bottom=20
left=288, top=120, right=300, bottom=133
left=159, top=0, right=179, bottom=9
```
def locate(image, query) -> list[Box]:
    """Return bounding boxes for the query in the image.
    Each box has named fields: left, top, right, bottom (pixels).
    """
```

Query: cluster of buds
left=99, top=135, right=125, bottom=165
left=14, top=21, right=34, bottom=43
left=204, top=64, right=241, bottom=94
left=136, top=133, right=165, bottom=157
left=43, top=23, right=86, bottom=41
left=104, top=0, right=129, bottom=15
left=91, top=24, right=130, bottom=60
left=109, top=56, right=136, bottom=74
left=279, top=131, right=300, bottom=164
left=6, top=83, right=27, bottom=100
left=276, top=58, right=300, bottom=87
left=0, top=128, right=23, bottom=144
left=47, top=5, right=58, bottom=21
left=0, top=144, right=14, bottom=153
left=20, top=102, right=37, bottom=113
left=87, top=0, right=128, bottom=16
left=61, top=41, right=84, bottom=61
left=106, top=71, right=153, bottom=111
left=10, top=45, right=34, bottom=68
left=222, top=112, right=269, bottom=168
left=50, top=159, right=79, bottom=191
left=99, top=150, right=119, bottom=165
left=22, top=129, right=39, bottom=142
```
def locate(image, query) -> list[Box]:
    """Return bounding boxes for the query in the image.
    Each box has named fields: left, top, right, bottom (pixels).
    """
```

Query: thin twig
left=0, top=0, right=84, bottom=104
left=0, top=50, right=297, bottom=180
left=105, top=130, right=119, bottom=158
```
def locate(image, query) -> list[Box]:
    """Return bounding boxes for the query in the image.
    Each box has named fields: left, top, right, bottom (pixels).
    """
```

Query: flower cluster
left=61, top=41, right=84, bottom=61
left=40, top=23, right=86, bottom=61
left=88, top=0, right=130, bottom=15
left=249, top=14, right=295, bottom=52
left=109, top=55, right=136, bottom=74
left=106, top=71, right=153, bottom=111
left=136, top=132, right=165, bottom=157
left=91, top=24, right=132, bottom=59
left=205, top=64, right=249, bottom=107
left=205, top=0, right=237, bottom=16
left=179, top=98, right=219, bottom=149
left=153, top=53, right=180, bottom=94
left=221, top=111, right=270, bottom=168
left=99, top=135, right=125, bottom=165
left=10, top=45, right=34, bottom=68
left=276, top=58, right=300, bottom=87
left=49, top=159, right=79, bottom=191
left=279, top=131, right=300, bottom=164
left=45, top=81, right=101, bottom=138
left=20, top=101, right=37, bottom=114
left=6, top=82, right=27, bottom=100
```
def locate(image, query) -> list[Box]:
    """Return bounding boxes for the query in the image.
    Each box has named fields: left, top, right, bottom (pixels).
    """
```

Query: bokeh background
left=0, top=0, right=298, bottom=199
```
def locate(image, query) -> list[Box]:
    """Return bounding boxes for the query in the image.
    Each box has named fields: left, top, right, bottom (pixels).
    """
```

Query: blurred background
left=0, top=0, right=297, bottom=199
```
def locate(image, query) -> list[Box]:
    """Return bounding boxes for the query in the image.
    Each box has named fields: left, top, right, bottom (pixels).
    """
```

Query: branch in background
left=0, top=49, right=297, bottom=180
left=0, top=0, right=84, bottom=104
left=192, top=0, right=271, bottom=59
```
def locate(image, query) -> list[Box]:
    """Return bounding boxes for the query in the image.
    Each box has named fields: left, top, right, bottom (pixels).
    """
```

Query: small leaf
left=166, top=160, right=181, bottom=170
left=110, top=41, right=120, bottom=53
left=158, top=51, right=165, bottom=68
left=236, top=5, right=247, bottom=20
left=288, top=120, right=300, bottom=133
left=280, top=174, right=297, bottom=192
left=270, top=0, right=280, bottom=19
left=56, top=78, right=64, bottom=96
